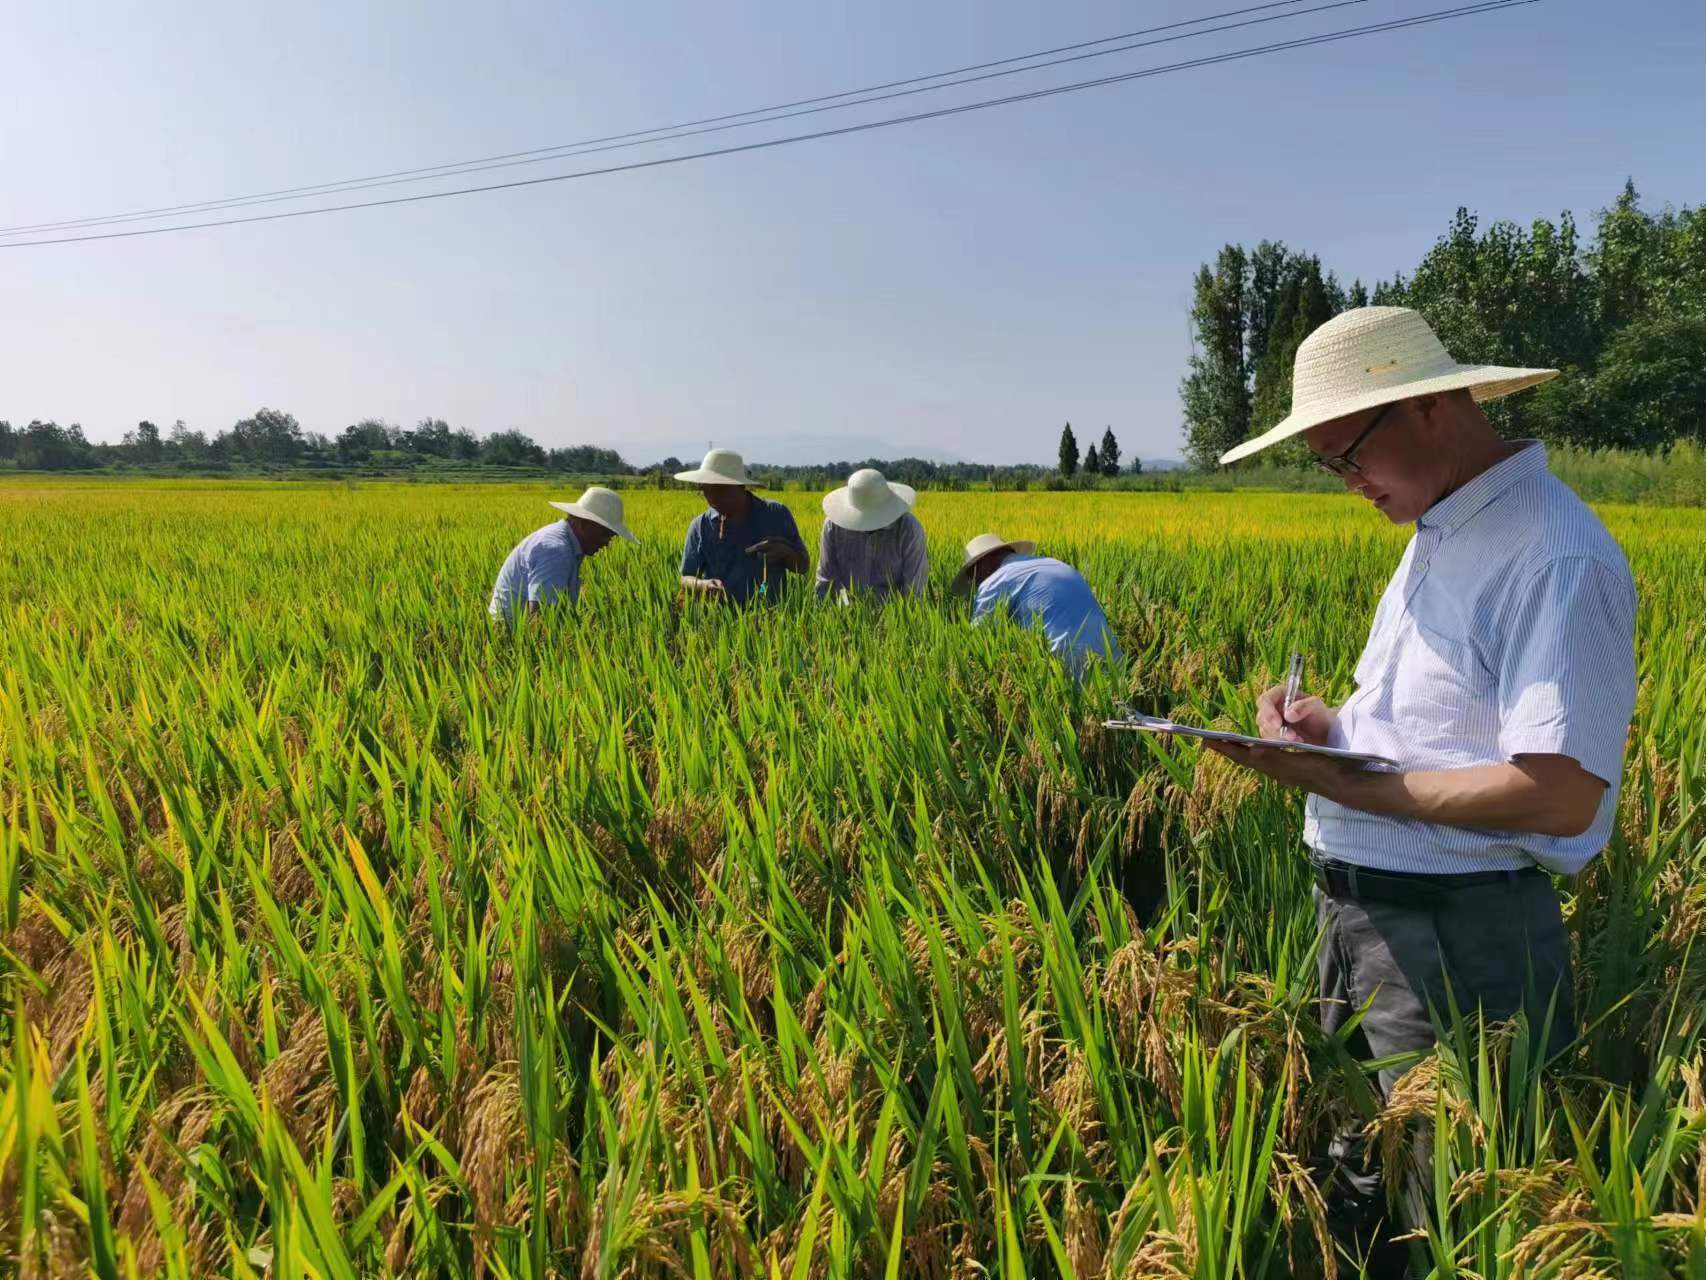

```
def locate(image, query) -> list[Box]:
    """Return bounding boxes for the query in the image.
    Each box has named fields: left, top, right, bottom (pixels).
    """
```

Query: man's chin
left=1369, top=493, right=1410, bottom=523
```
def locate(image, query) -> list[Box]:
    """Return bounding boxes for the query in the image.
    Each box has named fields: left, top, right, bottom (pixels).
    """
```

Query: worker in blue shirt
left=953, top=532, right=1123, bottom=674
left=488, top=486, right=637, bottom=622
left=674, top=448, right=809, bottom=605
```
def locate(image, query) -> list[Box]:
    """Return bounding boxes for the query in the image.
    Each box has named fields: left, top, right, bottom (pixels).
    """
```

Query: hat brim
left=821, top=482, right=916, bottom=532
left=1217, top=364, right=1558, bottom=465
left=549, top=501, right=639, bottom=544
left=951, top=539, right=1037, bottom=594
left=672, top=468, right=764, bottom=488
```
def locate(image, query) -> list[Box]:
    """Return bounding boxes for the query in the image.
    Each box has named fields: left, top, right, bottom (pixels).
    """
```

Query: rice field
left=1, top=478, right=1703, bottom=1279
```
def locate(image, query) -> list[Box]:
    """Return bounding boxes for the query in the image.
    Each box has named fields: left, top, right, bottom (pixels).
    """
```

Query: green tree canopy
left=1099, top=427, right=1120, bottom=475
left=1183, top=181, right=1704, bottom=461
left=1058, top=422, right=1079, bottom=477
left=1181, top=246, right=1250, bottom=468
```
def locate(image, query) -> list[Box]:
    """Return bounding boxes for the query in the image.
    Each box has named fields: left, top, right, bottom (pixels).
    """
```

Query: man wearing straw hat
left=953, top=533, right=1122, bottom=673
left=816, top=468, right=928, bottom=601
left=1204, top=307, right=1636, bottom=1269
left=673, top=448, right=809, bottom=605
left=488, top=485, right=638, bottom=622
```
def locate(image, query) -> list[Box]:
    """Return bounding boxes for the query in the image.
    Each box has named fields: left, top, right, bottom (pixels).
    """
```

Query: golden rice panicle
left=0, top=479, right=1699, bottom=1277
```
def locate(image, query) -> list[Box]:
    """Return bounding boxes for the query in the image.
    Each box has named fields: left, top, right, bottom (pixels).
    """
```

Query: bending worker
left=816, top=468, right=928, bottom=600
left=673, top=448, right=809, bottom=604
left=488, top=486, right=637, bottom=621
left=1205, top=306, right=1637, bottom=1272
left=953, top=532, right=1122, bottom=673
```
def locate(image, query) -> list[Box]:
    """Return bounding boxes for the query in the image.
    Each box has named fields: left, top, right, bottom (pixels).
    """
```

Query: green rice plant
left=0, top=478, right=1700, bottom=1277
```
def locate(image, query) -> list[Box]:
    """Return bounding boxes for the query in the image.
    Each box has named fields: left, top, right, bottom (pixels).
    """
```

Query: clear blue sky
left=3, top=0, right=1701, bottom=464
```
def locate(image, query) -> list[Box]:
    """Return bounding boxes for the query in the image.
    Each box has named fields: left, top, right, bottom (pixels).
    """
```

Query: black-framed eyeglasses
left=1315, top=400, right=1399, bottom=476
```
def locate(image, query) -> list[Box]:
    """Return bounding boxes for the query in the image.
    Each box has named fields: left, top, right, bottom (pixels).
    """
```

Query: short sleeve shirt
left=972, top=555, right=1123, bottom=673
left=489, top=520, right=583, bottom=621
left=816, top=513, right=928, bottom=599
left=1305, top=442, right=1637, bottom=876
left=679, top=498, right=807, bottom=605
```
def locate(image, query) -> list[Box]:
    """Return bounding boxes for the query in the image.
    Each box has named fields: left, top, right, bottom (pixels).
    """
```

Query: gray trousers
left=1314, top=870, right=1575, bottom=1271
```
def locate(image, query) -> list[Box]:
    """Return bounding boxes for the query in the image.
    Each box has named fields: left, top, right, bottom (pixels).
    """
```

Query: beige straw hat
left=822, top=468, right=917, bottom=532
left=1218, top=307, right=1557, bottom=464
left=548, top=486, right=638, bottom=543
left=951, top=532, right=1037, bottom=594
left=673, top=447, right=764, bottom=487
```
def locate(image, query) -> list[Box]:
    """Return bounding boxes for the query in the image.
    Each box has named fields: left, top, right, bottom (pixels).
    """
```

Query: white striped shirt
left=488, top=521, right=583, bottom=622
left=816, top=513, right=928, bottom=599
left=1305, top=442, right=1637, bottom=876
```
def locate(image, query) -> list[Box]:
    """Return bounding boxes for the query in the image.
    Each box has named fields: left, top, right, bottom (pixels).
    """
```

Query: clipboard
left=1103, top=712, right=1401, bottom=772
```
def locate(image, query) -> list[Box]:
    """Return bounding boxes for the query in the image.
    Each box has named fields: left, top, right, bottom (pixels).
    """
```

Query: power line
left=0, top=1, right=1537, bottom=251
left=0, top=0, right=1322, bottom=237
left=7, top=0, right=1387, bottom=236
left=6, top=0, right=1351, bottom=238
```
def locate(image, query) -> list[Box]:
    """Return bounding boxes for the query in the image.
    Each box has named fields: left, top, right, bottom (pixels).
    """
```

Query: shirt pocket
left=1391, top=617, right=1495, bottom=749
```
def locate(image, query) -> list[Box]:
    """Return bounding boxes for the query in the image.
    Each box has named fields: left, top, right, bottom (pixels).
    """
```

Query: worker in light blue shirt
left=488, top=486, right=637, bottom=622
left=953, top=532, right=1123, bottom=673
left=1207, top=306, right=1637, bottom=1274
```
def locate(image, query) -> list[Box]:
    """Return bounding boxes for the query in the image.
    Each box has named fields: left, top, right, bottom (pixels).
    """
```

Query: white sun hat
left=822, top=468, right=917, bottom=532
left=951, top=532, right=1038, bottom=594
left=1218, top=307, right=1558, bottom=465
left=548, top=486, right=638, bottom=543
left=672, top=447, right=764, bottom=487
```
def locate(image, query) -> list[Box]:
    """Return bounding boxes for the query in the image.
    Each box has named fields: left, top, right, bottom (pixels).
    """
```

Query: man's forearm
left=1324, top=761, right=1597, bottom=838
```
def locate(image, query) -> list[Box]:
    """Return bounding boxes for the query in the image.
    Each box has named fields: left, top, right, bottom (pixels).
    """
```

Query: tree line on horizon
left=1182, top=180, right=1706, bottom=468
left=0, top=412, right=630, bottom=476
left=0, top=411, right=1138, bottom=489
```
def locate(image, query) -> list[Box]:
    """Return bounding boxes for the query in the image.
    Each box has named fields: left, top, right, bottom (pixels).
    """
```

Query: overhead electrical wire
left=0, top=0, right=1537, bottom=251
left=0, top=0, right=1389, bottom=236
left=0, top=0, right=1332, bottom=237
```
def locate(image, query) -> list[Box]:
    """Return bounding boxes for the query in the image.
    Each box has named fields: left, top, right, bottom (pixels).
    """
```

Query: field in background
left=6, top=438, right=1703, bottom=508
left=1, top=480, right=1703, bottom=1277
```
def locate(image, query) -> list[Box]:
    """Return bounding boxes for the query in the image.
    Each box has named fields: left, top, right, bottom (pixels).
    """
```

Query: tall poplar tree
left=1181, top=245, right=1250, bottom=468
left=1057, top=422, right=1079, bottom=477
left=1099, top=427, right=1120, bottom=475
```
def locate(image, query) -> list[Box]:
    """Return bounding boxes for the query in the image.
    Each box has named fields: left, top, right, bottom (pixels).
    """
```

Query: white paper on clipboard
left=1104, top=713, right=1401, bottom=772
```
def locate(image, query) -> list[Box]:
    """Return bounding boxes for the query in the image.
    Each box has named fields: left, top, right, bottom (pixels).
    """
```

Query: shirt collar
left=1416, top=440, right=1546, bottom=534
left=979, top=554, right=1036, bottom=589
left=702, top=498, right=765, bottom=530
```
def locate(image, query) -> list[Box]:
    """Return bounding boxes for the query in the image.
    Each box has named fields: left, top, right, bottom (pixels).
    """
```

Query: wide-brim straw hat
left=548, top=485, right=638, bottom=543
left=673, top=447, right=763, bottom=487
left=822, top=468, right=917, bottom=532
left=1218, top=306, right=1558, bottom=464
left=951, top=532, right=1037, bottom=594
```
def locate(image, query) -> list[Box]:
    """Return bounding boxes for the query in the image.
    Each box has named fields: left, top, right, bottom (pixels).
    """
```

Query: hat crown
left=699, top=448, right=748, bottom=481
left=1217, top=304, right=1556, bottom=465
left=952, top=531, right=1038, bottom=591
left=1291, top=306, right=1458, bottom=413
left=576, top=486, right=624, bottom=525
left=846, top=468, right=890, bottom=510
